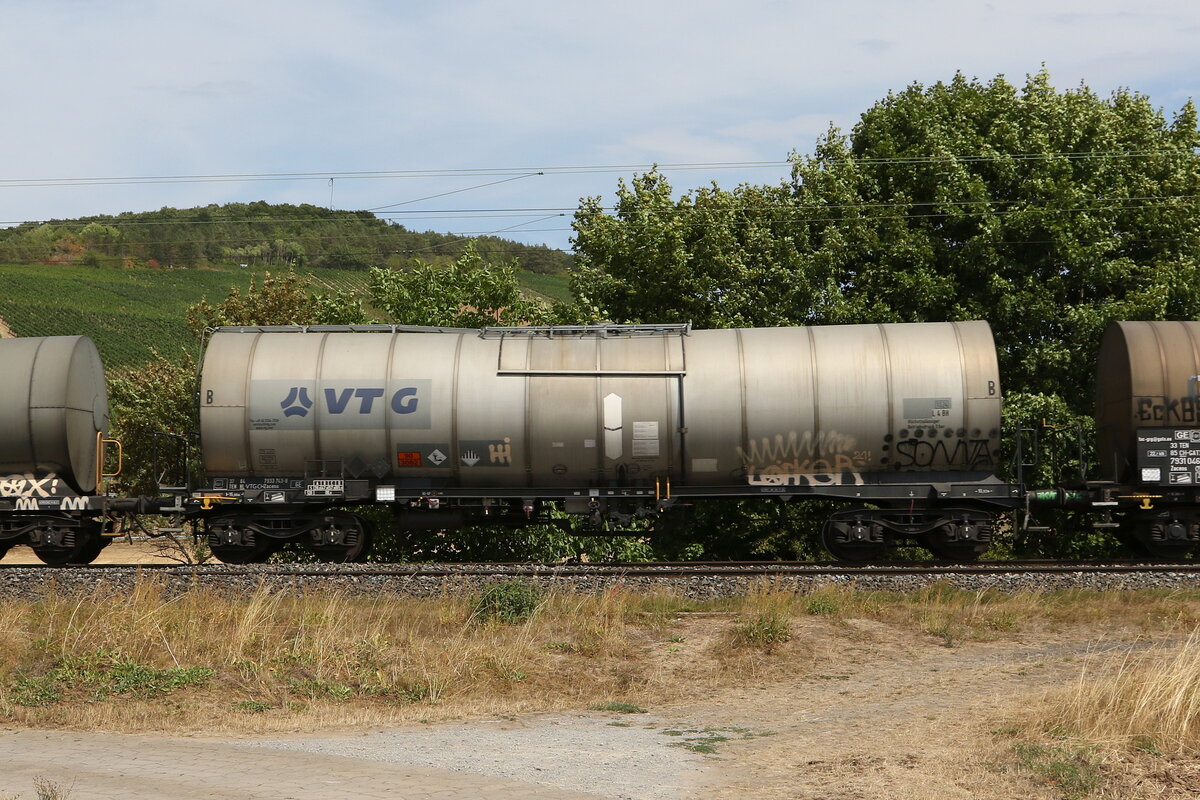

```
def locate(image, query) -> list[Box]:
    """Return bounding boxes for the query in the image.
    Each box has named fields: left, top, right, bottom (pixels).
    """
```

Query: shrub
left=728, top=611, right=793, bottom=649
left=473, top=580, right=543, bottom=624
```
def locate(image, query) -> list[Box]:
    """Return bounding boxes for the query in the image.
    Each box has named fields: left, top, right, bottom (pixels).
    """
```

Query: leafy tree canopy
left=368, top=243, right=559, bottom=327
left=186, top=271, right=366, bottom=334
left=572, top=68, right=1200, bottom=413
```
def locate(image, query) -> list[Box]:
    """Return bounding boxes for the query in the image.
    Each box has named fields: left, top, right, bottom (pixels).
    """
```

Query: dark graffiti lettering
left=1137, top=396, right=1198, bottom=424
left=893, top=438, right=995, bottom=470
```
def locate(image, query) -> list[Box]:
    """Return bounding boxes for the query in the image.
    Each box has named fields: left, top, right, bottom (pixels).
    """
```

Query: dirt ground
left=1, top=539, right=188, bottom=565
left=230, top=618, right=1194, bottom=799
left=669, top=618, right=1200, bottom=800
left=657, top=617, right=1083, bottom=799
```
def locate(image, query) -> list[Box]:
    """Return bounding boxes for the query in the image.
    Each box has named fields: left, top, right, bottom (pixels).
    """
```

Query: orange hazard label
left=397, top=451, right=423, bottom=467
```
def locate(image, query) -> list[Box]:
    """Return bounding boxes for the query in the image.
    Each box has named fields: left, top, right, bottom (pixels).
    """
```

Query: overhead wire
left=5, top=192, right=1200, bottom=232
left=0, top=161, right=792, bottom=189
left=5, top=192, right=1200, bottom=230
left=2, top=150, right=1198, bottom=257
left=0, top=149, right=1193, bottom=188
left=367, top=172, right=545, bottom=211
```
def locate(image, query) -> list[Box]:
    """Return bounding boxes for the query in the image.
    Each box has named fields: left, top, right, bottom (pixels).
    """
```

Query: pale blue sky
left=2, top=0, right=1198, bottom=252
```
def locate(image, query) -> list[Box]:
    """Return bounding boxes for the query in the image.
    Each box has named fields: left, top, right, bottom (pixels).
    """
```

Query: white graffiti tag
left=738, top=431, right=866, bottom=487
left=0, top=474, right=63, bottom=499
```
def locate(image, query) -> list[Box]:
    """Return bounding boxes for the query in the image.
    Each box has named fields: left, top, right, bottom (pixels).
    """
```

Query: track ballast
left=3, top=560, right=1200, bottom=599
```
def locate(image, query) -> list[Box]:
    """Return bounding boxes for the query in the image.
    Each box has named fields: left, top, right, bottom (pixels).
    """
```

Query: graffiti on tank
left=488, top=437, right=514, bottom=465
left=0, top=473, right=66, bottom=499
left=11, top=496, right=87, bottom=511
left=739, top=431, right=866, bottom=487
left=892, top=438, right=995, bottom=470
left=1137, top=397, right=1198, bottom=425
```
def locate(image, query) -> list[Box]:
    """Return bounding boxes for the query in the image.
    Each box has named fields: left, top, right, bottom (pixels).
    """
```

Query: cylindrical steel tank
left=0, top=336, right=109, bottom=492
left=199, top=321, right=1002, bottom=488
left=1096, top=321, right=1200, bottom=482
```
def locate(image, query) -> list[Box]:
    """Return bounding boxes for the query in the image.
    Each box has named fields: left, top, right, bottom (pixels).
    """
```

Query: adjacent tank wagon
left=0, top=335, right=114, bottom=563
left=1090, top=320, right=1200, bottom=555
left=192, top=322, right=1021, bottom=562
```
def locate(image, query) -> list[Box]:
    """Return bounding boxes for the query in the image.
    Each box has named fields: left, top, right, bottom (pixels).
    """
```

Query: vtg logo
left=280, top=386, right=421, bottom=417
left=280, top=387, right=313, bottom=417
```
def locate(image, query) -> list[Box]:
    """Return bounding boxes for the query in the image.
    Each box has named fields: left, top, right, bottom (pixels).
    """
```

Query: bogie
left=205, top=511, right=373, bottom=564
left=1120, top=513, right=1200, bottom=560
left=30, top=521, right=107, bottom=566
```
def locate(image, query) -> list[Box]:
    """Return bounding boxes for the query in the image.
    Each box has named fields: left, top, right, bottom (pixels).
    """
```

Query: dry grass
left=991, top=607, right=1200, bottom=798
left=4, top=578, right=1200, bottom=737
left=0, top=580, right=718, bottom=731
left=1016, top=626, right=1200, bottom=756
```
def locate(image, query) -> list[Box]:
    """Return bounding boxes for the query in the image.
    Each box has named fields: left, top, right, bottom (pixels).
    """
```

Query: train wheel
left=305, top=514, right=373, bottom=563
left=33, top=523, right=105, bottom=566
left=209, top=540, right=276, bottom=564
left=207, top=519, right=276, bottom=564
left=923, top=514, right=993, bottom=562
left=821, top=519, right=886, bottom=562
left=1127, top=517, right=1199, bottom=560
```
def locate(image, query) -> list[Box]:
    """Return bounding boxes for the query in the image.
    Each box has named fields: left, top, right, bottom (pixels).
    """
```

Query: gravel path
left=237, top=712, right=718, bottom=800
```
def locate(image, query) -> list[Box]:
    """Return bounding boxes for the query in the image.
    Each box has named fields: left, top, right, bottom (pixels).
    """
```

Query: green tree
left=186, top=270, right=365, bottom=334
left=368, top=243, right=557, bottom=327
left=572, top=173, right=828, bottom=327
left=107, top=352, right=199, bottom=496
left=790, top=69, right=1200, bottom=409
left=79, top=222, right=122, bottom=259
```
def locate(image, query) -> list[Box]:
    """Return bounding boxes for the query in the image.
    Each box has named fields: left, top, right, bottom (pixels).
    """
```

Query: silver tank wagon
left=0, top=335, right=112, bottom=564
left=196, top=322, right=1016, bottom=562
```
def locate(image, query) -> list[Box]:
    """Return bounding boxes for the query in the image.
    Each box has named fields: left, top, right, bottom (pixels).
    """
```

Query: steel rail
left=3, top=559, right=1200, bottom=577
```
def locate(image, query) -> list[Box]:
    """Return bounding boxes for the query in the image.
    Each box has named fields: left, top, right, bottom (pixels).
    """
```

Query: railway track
left=4, top=560, right=1200, bottom=602
left=2, top=558, right=1199, bottom=576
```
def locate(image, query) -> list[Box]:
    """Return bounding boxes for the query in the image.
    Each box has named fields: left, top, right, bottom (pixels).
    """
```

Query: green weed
left=589, top=701, right=647, bottom=714
left=9, top=650, right=212, bottom=706
left=805, top=596, right=839, bottom=616
left=728, top=611, right=792, bottom=649
left=473, top=580, right=543, bottom=624
left=1012, top=740, right=1103, bottom=799
left=233, top=700, right=275, bottom=713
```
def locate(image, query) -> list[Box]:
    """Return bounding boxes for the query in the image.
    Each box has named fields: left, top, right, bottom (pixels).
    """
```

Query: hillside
left=0, top=202, right=573, bottom=275
left=0, top=262, right=571, bottom=368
